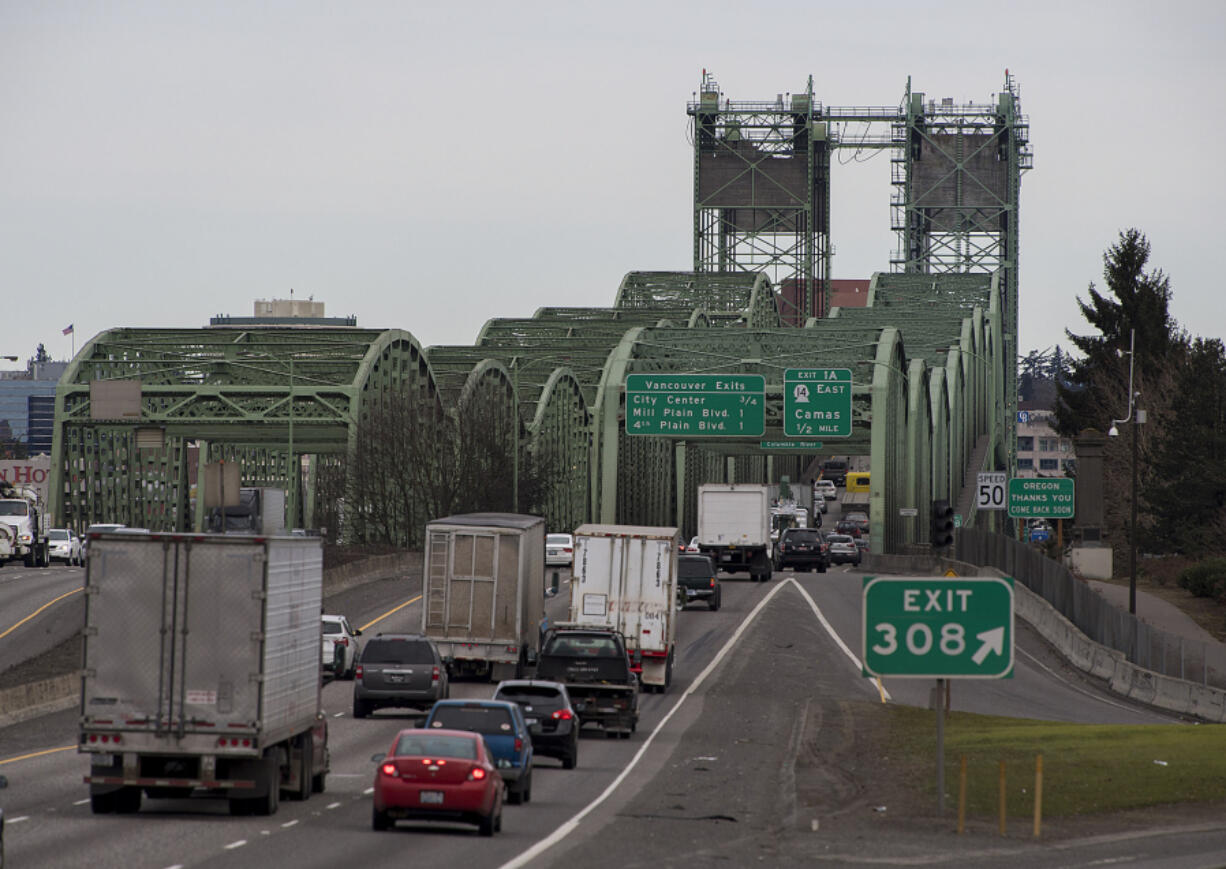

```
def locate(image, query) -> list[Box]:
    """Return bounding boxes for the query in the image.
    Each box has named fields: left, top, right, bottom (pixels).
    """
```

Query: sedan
left=546, top=533, right=574, bottom=567
left=493, top=679, right=580, bottom=769
left=826, top=533, right=862, bottom=566
left=372, top=728, right=503, bottom=836
left=815, top=480, right=838, bottom=501
left=48, top=529, right=83, bottom=565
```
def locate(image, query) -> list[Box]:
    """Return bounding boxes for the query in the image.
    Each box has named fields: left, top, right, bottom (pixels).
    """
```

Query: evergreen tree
left=1055, top=229, right=1180, bottom=439
left=1143, top=338, right=1226, bottom=556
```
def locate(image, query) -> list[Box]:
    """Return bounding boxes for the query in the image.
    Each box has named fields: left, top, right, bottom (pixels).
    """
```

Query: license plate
left=686, top=589, right=699, bottom=598
left=420, top=791, right=444, bottom=805
left=386, top=674, right=404, bottom=683
left=524, top=718, right=538, bottom=726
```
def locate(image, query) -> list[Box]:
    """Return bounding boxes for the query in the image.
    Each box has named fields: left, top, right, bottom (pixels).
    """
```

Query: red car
left=371, top=728, right=503, bottom=836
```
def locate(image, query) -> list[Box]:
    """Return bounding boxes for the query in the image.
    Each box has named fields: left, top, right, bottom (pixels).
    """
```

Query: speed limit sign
left=977, top=472, right=1007, bottom=510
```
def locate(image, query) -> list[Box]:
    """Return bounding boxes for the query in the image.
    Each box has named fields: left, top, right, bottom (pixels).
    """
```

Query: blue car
left=423, top=699, right=534, bottom=804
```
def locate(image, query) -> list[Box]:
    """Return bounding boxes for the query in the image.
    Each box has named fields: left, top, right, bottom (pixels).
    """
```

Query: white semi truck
left=0, top=480, right=50, bottom=567
left=80, top=532, right=330, bottom=816
left=696, top=483, right=773, bottom=582
left=570, top=524, right=680, bottom=693
left=421, top=513, right=546, bottom=681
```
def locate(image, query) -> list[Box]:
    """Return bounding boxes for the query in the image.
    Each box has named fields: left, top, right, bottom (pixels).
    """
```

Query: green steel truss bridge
left=49, top=75, right=1029, bottom=552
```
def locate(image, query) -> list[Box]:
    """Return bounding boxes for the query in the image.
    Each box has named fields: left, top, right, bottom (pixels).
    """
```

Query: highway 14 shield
left=862, top=576, right=1014, bottom=679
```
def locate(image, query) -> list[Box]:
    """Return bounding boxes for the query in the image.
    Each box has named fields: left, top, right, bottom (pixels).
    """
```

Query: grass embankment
left=883, top=706, right=1226, bottom=817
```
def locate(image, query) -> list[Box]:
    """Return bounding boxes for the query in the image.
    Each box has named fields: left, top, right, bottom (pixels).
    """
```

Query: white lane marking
left=223, top=840, right=247, bottom=850
left=332, top=711, right=345, bottom=718
left=8, top=815, right=29, bottom=823
left=499, top=579, right=795, bottom=869
left=281, top=819, right=299, bottom=828
left=326, top=801, right=341, bottom=809
left=363, top=787, right=374, bottom=795
left=164, top=865, right=185, bottom=869
left=786, top=578, right=891, bottom=700
left=73, top=798, right=90, bottom=805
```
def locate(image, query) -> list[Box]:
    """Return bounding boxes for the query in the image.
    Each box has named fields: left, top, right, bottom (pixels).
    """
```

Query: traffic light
left=931, top=499, right=955, bottom=548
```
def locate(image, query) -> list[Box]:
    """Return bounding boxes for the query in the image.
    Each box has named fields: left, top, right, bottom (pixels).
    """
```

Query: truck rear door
left=83, top=536, right=265, bottom=734
left=424, top=528, right=519, bottom=642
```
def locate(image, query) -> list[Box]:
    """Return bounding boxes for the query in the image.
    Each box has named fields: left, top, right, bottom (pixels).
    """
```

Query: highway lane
left=0, top=561, right=84, bottom=671
left=0, top=558, right=1191, bottom=869
left=0, top=571, right=781, bottom=869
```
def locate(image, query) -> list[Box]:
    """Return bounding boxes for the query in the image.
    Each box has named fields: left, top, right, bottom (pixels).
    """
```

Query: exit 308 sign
left=861, top=576, right=1014, bottom=679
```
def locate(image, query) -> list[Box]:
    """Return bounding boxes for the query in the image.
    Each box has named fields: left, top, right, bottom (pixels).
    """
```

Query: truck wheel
left=90, top=791, right=117, bottom=814
left=708, top=589, right=721, bottom=611
left=255, top=768, right=279, bottom=816
left=352, top=698, right=369, bottom=719
left=311, top=768, right=327, bottom=794
left=291, top=737, right=312, bottom=801
left=23, top=550, right=35, bottom=568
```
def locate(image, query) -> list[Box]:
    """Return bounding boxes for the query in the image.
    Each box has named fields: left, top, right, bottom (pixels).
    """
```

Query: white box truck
left=697, top=483, right=773, bottom=581
left=422, top=513, right=546, bottom=682
left=80, top=532, right=330, bottom=816
left=570, top=524, right=679, bottom=693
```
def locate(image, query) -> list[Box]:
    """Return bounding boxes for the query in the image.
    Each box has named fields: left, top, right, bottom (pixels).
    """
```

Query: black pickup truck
left=535, top=627, right=639, bottom=738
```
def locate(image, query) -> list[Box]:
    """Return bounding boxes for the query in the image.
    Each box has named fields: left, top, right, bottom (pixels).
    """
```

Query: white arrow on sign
left=971, top=627, right=1005, bottom=665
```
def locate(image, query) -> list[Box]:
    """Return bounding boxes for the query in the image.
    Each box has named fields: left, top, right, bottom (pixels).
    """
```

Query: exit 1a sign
left=862, top=576, right=1014, bottom=679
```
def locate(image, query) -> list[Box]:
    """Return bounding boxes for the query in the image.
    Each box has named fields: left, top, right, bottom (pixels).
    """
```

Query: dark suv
left=493, top=680, right=580, bottom=770
left=820, top=459, right=848, bottom=487
left=773, top=527, right=828, bottom=573
left=353, top=634, right=450, bottom=718
left=677, top=553, right=721, bottom=610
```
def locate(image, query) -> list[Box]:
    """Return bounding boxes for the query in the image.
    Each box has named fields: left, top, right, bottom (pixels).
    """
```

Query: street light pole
left=1107, top=329, right=1138, bottom=615
left=511, top=358, right=519, bottom=513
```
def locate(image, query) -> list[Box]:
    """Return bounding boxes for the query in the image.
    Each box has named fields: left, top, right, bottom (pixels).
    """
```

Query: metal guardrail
left=956, top=529, right=1226, bottom=690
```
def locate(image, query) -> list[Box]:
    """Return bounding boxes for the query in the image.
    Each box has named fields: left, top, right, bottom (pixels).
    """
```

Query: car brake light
left=337, top=637, right=348, bottom=647
left=431, top=666, right=440, bottom=682
left=381, top=762, right=397, bottom=776
left=514, top=737, right=523, bottom=752
left=469, top=767, right=487, bottom=781
left=355, top=664, right=364, bottom=679
left=551, top=709, right=573, bottom=721
left=709, top=578, right=716, bottom=588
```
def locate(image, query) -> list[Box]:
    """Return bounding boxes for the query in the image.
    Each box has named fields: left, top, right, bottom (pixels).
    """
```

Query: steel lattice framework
left=50, top=327, right=435, bottom=532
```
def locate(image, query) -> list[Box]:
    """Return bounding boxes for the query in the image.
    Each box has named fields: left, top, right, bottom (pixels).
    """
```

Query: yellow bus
left=845, top=471, right=871, bottom=493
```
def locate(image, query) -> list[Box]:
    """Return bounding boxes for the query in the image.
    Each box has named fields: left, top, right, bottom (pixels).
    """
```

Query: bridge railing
left=957, top=528, right=1226, bottom=691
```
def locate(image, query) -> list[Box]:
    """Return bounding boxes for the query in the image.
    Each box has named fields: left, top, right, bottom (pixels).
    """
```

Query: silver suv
left=352, top=634, right=449, bottom=718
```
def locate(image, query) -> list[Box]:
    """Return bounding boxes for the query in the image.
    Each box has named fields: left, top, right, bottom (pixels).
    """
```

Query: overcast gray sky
left=3, top=1, right=1222, bottom=366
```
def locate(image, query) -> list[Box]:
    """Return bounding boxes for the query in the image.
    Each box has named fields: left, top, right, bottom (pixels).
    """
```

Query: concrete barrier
left=0, top=673, right=78, bottom=727
left=1011, top=579, right=1226, bottom=722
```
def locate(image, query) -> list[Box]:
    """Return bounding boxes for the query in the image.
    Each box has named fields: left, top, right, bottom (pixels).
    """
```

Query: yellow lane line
left=0, top=586, right=84, bottom=640
left=0, top=745, right=76, bottom=766
left=875, top=676, right=888, bottom=703
left=359, top=595, right=422, bottom=633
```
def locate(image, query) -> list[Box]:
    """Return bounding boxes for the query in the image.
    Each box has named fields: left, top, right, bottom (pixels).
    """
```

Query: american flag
left=62, top=324, right=74, bottom=335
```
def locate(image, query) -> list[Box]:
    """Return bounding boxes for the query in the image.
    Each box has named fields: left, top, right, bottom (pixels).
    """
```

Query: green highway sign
left=862, top=576, right=1014, bottom=679
left=1007, top=477, right=1074, bottom=519
left=784, top=368, right=852, bottom=438
left=625, top=374, right=765, bottom=437
left=760, top=440, right=823, bottom=450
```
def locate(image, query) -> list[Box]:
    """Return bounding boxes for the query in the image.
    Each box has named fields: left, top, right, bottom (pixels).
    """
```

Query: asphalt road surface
left=9, top=553, right=1224, bottom=869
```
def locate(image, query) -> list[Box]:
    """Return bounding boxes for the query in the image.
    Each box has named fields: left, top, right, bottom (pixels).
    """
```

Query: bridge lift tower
left=688, top=72, right=831, bottom=325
